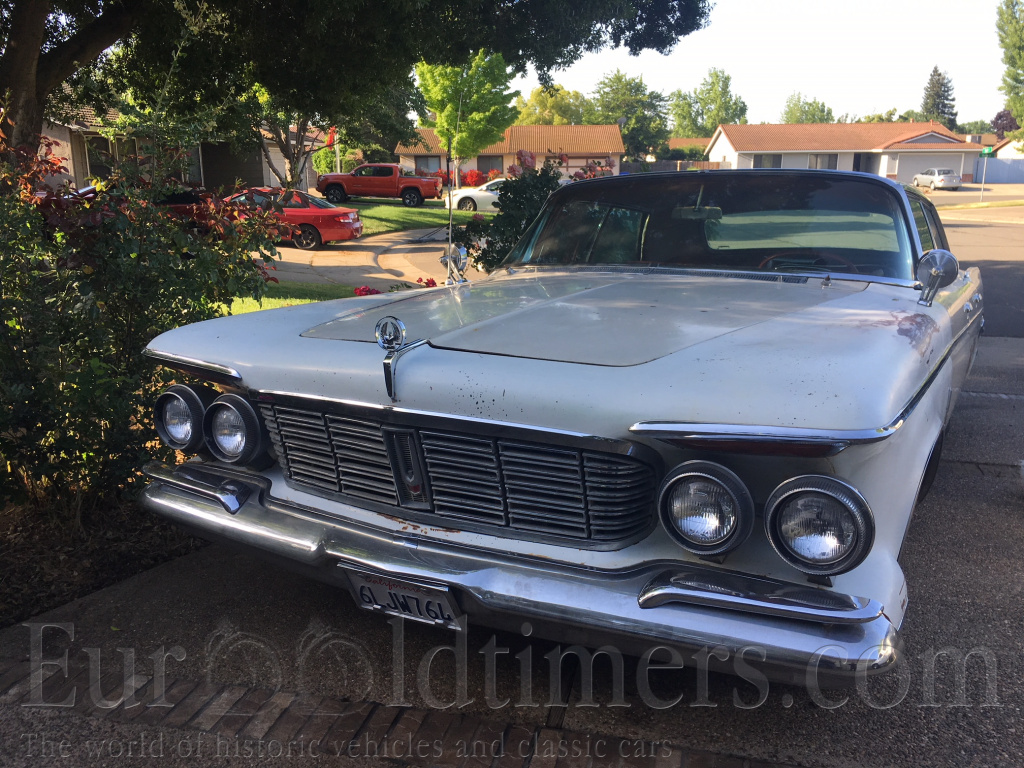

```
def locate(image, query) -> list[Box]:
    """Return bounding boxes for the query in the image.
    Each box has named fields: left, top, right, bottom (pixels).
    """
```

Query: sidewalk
left=268, top=228, right=455, bottom=291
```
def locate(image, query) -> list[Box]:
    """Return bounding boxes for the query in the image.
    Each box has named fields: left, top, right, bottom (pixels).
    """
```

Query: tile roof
left=668, top=137, right=711, bottom=149
left=713, top=122, right=968, bottom=152
left=398, top=125, right=624, bottom=156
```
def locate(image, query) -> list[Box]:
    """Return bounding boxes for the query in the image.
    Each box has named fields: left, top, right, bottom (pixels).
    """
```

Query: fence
left=973, top=157, right=1024, bottom=184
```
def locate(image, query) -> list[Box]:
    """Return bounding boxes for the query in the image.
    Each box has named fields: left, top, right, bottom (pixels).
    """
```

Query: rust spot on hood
left=896, top=313, right=939, bottom=356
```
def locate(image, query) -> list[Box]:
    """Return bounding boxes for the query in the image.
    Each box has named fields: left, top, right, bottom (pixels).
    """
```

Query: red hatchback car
left=225, top=188, right=362, bottom=250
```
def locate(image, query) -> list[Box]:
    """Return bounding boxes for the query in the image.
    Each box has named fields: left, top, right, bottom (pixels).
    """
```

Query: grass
left=230, top=280, right=356, bottom=314
left=345, top=197, right=490, bottom=237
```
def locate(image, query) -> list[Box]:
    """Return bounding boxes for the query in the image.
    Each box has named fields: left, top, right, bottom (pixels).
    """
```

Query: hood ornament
left=374, top=316, right=425, bottom=402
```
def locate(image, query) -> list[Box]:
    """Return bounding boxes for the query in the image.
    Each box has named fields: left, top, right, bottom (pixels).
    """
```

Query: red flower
left=423, top=278, right=437, bottom=287
left=354, top=285, right=381, bottom=296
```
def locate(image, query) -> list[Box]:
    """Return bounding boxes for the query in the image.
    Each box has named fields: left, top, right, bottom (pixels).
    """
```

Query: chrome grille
left=261, top=403, right=655, bottom=543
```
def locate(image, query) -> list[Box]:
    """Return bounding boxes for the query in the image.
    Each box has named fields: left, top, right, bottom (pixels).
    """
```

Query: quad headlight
left=764, top=476, right=874, bottom=576
left=203, top=394, right=265, bottom=465
left=154, top=384, right=216, bottom=453
left=659, top=461, right=754, bottom=555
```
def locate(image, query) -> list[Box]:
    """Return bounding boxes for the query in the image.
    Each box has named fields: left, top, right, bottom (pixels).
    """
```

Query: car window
left=937, top=169, right=955, bottom=175
left=921, top=199, right=949, bottom=250
left=505, top=174, right=915, bottom=279
left=374, top=167, right=394, bottom=177
left=307, top=196, right=335, bottom=209
left=353, top=167, right=369, bottom=176
left=923, top=169, right=934, bottom=176
left=909, top=197, right=936, bottom=251
left=485, top=181, right=503, bottom=191
left=279, top=191, right=308, bottom=208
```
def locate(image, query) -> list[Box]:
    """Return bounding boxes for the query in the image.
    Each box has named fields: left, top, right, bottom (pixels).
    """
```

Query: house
left=970, top=136, right=1024, bottom=183
left=705, top=122, right=984, bottom=183
left=43, top=107, right=318, bottom=191
left=396, top=125, right=625, bottom=178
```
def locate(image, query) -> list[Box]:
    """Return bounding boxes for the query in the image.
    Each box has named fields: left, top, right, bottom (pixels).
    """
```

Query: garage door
left=896, top=154, right=961, bottom=183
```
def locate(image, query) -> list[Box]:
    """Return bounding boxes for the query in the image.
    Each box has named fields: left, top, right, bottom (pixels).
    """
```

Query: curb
left=0, top=657, right=796, bottom=768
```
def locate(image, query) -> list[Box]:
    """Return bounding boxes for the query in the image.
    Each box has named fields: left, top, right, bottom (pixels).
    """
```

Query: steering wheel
left=757, top=251, right=860, bottom=274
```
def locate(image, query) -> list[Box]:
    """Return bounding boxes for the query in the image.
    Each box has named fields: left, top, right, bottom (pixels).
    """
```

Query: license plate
left=345, top=570, right=462, bottom=630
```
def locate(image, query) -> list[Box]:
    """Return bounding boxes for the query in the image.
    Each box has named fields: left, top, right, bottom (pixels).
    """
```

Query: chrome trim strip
left=638, top=569, right=883, bottom=624
left=383, top=338, right=427, bottom=401
left=632, top=308, right=985, bottom=447
left=143, top=348, right=242, bottom=383
left=144, top=461, right=252, bottom=513
left=255, top=389, right=601, bottom=441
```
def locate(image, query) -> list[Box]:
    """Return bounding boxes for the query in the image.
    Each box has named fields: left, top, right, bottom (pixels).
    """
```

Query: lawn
left=345, top=197, right=489, bottom=237
left=230, top=280, right=356, bottom=314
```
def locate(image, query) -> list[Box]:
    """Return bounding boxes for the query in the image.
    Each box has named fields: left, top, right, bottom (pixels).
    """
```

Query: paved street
left=0, top=207, right=1022, bottom=767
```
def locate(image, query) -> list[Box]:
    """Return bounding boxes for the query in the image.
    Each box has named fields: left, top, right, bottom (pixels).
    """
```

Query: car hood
left=147, top=270, right=949, bottom=431
left=301, top=272, right=865, bottom=366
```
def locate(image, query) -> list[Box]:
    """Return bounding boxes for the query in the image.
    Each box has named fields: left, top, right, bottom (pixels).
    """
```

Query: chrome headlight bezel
left=154, top=384, right=216, bottom=453
left=764, top=475, right=874, bottom=576
left=658, top=460, right=755, bottom=556
left=202, top=394, right=265, bottom=465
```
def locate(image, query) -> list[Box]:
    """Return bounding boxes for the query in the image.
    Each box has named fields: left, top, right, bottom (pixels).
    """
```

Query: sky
left=510, top=0, right=1006, bottom=126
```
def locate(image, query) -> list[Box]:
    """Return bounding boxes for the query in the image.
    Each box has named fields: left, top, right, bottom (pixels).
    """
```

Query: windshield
left=503, top=173, right=915, bottom=280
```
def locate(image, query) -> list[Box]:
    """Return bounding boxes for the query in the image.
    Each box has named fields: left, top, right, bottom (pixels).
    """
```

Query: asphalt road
left=1, top=211, right=1022, bottom=768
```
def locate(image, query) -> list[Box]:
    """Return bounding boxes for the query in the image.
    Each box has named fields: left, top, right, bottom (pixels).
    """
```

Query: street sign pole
left=980, top=147, right=994, bottom=202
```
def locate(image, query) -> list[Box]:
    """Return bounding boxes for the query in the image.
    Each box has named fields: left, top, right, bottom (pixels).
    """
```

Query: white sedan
left=141, top=170, right=982, bottom=689
left=912, top=168, right=962, bottom=190
left=443, top=178, right=504, bottom=211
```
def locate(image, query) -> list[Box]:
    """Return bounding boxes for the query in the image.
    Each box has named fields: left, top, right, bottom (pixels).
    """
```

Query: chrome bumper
left=141, top=462, right=901, bottom=688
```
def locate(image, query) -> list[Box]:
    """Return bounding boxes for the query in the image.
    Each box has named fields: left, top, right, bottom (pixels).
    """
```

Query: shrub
left=0, top=137, right=281, bottom=517
left=463, top=169, right=485, bottom=188
left=456, top=151, right=620, bottom=272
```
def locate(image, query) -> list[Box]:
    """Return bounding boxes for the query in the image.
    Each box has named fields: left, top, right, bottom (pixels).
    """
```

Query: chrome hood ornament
left=374, top=316, right=425, bottom=402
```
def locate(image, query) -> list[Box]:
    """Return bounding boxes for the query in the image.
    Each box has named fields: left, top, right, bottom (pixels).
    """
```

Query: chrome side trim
left=144, top=348, right=242, bottom=385
left=632, top=308, right=985, bottom=448
left=638, top=569, right=883, bottom=624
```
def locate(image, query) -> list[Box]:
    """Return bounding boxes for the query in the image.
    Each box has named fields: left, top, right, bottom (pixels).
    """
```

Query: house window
left=752, top=154, right=782, bottom=169
left=86, top=136, right=113, bottom=179
left=808, top=153, right=838, bottom=170
left=416, top=156, right=441, bottom=174
left=477, top=155, right=503, bottom=174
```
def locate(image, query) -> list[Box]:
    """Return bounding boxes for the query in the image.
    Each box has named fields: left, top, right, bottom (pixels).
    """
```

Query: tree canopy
left=998, top=0, right=1024, bottom=126
left=514, top=86, right=591, bottom=126
left=780, top=93, right=834, bottom=124
left=993, top=108, right=1020, bottom=139
left=416, top=50, right=519, bottom=170
left=590, top=70, right=669, bottom=160
left=0, top=0, right=712, bottom=150
left=668, top=68, right=747, bottom=138
left=920, top=66, right=957, bottom=130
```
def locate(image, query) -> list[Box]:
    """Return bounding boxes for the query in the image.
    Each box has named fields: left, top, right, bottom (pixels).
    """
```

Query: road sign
left=981, top=147, right=995, bottom=157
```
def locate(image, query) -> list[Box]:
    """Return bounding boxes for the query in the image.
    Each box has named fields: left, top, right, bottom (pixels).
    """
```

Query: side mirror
left=916, top=249, right=960, bottom=306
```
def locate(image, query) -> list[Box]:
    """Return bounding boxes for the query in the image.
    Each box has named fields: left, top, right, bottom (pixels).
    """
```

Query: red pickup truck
left=316, top=164, right=442, bottom=207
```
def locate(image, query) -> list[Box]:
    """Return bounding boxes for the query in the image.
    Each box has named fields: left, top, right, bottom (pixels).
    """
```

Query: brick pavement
left=0, top=656, right=797, bottom=767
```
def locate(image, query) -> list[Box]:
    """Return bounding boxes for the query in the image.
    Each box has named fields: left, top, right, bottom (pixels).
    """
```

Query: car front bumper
left=141, top=461, right=901, bottom=689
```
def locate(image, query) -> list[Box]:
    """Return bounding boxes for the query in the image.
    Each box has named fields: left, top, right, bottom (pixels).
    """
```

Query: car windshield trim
left=502, top=172, right=916, bottom=281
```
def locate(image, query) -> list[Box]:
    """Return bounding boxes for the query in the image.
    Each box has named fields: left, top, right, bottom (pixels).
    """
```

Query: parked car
left=224, top=187, right=362, bottom=250
left=443, top=178, right=505, bottom=211
left=316, top=163, right=442, bottom=207
left=140, top=170, right=982, bottom=688
left=912, top=168, right=962, bottom=190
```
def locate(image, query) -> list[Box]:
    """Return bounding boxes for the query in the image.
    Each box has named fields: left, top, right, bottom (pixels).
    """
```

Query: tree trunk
left=0, top=0, right=140, bottom=150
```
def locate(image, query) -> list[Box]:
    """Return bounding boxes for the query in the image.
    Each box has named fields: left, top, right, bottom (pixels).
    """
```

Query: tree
left=0, top=0, right=712, bottom=151
left=859, top=109, right=898, bottom=123
left=998, top=0, right=1024, bottom=125
left=780, top=93, right=834, bottom=124
left=993, top=108, right=1020, bottom=139
left=515, top=86, right=591, bottom=125
left=920, top=66, right=957, bottom=130
left=590, top=70, right=669, bottom=160
left=956, top=119, right=994, bottom=135
left=417, top=50, right=519, bottom=184
left=667, top=68, right=747, bottom=138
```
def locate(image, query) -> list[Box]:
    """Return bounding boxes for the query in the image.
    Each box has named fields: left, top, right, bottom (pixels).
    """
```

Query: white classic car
left=142, top=170, right=983, bottom=688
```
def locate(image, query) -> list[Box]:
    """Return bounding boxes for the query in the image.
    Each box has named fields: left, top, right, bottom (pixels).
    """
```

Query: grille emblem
left=375, top=316, right=406, bottom=351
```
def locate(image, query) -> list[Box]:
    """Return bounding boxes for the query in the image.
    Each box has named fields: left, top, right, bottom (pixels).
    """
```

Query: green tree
left=514, top=85, right=591, bottom=125
left=859, top=109, right=898, bottom=123
left=957, top=119, right=993, bottom=134
left=780, top=92, right=835, bottom=124
left=993, top=108, right=1020, bottom=139
left=417, top=50, right=519, bottom=184
left=998, top=0, right=1024, bottom=125
left=0, top=0, right=712, bottom=151
left=668, top=68, right=747, bottom=138
left=920, top=66, right=957, bottom=129
left=590, top=70, right=669, bottom=160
